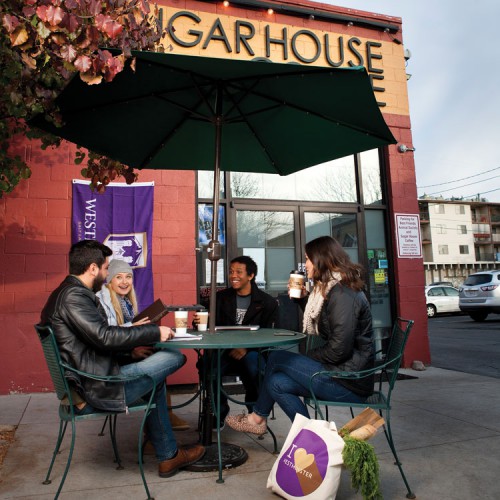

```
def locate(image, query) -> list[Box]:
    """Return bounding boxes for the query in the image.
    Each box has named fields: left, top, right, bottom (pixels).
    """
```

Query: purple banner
left=72, top=180, right=154, bottom=311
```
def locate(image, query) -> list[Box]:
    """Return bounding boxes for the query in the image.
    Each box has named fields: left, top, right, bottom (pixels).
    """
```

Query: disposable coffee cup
left=289, top=271, right=305, bottom=299
left=174, top=309, right=188, bottom=334
left=196, top=310, right=209, bottom=332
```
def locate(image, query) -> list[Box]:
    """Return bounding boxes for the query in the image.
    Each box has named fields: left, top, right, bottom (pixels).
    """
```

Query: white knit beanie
left=107, top=259, right=133, bottom=282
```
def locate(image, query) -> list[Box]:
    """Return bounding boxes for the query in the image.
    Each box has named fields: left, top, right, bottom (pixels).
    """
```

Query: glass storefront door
left=233, top=206, right=359, bottom=296
left=303, top=211, right=359, bottom=263
left=196, top=148, right=393, bottom=338
left=234, top=208, right=298, bottom=295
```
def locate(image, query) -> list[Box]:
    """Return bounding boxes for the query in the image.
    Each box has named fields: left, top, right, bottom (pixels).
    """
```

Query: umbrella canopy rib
left=227, top=79, right=388, bottom=140
left=223, top=86, right=286, bottom=174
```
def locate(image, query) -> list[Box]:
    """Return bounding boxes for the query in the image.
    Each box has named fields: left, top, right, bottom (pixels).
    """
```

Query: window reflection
left=231, top=156, right=356, bottom=203
left=304, top=212, right=358, bottom=263
left=360, top=149, right=383, bottom=205
left=197, top=171, right=225, bottom=199
left=236, top=210, right=295, bottom=293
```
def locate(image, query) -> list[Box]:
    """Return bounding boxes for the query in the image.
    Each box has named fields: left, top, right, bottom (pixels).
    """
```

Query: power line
left=419, top=187, right=500, bottom=201
left=425, top=175, right=500, bottom=196
left=417, top=166, right=500, bottom=189
left=461, top=187, right=500, bottom=199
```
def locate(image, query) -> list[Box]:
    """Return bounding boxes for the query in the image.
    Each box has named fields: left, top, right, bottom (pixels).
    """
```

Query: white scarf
left=302, top=271, right=342, bottom=335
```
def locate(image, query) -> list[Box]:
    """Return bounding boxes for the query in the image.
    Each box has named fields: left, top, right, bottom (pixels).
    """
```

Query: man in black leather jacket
left=40, top=240, right=204, bottom=478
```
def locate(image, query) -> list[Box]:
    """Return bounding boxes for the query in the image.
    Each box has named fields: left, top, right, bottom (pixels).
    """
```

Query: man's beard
left=92, top=274, right=105, bottom=293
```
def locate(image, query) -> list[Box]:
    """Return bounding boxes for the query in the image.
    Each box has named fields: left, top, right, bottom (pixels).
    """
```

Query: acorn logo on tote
left=276, top=429, right=328, bottom=496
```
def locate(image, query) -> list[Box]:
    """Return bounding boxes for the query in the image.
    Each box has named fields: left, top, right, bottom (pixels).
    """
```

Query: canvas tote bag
left=267, top=414, right=344, bottom=500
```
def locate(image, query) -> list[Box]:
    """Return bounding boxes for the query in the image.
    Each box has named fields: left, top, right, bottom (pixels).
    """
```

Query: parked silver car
left=459, top=271, right=500, bottom=321
left=425, top=285, right=460, bottom=318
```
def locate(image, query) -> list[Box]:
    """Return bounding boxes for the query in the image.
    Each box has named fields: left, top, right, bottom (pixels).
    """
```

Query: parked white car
left=425, top=285, right=460, bottom=318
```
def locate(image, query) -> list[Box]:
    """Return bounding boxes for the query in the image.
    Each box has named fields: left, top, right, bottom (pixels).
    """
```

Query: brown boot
left=158, top=445, right=205, bottom=478
left=167, top=392, right=190, bottom=431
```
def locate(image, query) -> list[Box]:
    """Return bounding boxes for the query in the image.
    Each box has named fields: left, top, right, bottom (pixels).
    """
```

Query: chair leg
left=264, top=424, right=279, bottom=454
left=382, top=411, right=416, bottom=499
left=52, top=419, right=77, bottom=500
left=108, top=414, right=124, bottom=470
left=138, top=407, right=154, bottom=499
left=98, top=416, right=109, bottom=436
left=43, top=419, right=67, bottom=485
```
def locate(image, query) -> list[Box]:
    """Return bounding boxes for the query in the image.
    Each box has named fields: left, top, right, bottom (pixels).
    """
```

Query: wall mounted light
left=267, top=8, right=274, bottom=14
left=223, top=0, right=229, bottom=6
left=347, top=21, right=354, bottom=27
left=398, top=144, right=416, bottom=153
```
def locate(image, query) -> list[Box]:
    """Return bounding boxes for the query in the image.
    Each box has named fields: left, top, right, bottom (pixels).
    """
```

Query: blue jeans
left=253, top=350, right=365, bottom=422
left=198, top=349, right=266, bottom=415
left=120, top=349, right=186, bottom=462
left=219, top=349, right=265, bottom=411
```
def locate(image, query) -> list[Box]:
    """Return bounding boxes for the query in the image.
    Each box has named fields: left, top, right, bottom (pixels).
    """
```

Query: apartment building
left=419, top=198, right=500, bottom=286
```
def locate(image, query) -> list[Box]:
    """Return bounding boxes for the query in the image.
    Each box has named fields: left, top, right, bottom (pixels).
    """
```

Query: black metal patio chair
left=35, top=324, right=157, bottom=500
left=304, top=317, right=416, bottom=499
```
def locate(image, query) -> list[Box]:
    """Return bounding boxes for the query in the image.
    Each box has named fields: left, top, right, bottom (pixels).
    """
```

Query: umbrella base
left=185, top=442, right=248, bottom=472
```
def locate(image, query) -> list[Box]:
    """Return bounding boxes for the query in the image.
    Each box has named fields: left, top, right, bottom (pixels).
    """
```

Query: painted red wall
left=385, top=115, right=430, bottom=366
left=0, top=137, right=200, bottom=394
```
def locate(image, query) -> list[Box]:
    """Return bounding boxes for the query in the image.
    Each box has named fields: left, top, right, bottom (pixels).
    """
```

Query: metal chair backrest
left=35, top=324, right=70, bottom=402
left=305, top=331, right=324, bottom=353
left=381, top=318, right=414, bottom=391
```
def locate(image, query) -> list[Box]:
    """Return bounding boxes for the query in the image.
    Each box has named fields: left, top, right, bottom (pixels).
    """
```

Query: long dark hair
left=305, top=236, right=365, bottom=295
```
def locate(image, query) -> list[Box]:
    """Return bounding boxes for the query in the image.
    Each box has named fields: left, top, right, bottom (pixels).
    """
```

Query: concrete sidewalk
left=1, top=367, right=499, bottom=499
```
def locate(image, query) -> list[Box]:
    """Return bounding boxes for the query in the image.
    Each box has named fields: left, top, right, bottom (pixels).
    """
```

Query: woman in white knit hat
left=98, top=259, right=145, bottom=326
left=97, top=258, right=190, bottom=431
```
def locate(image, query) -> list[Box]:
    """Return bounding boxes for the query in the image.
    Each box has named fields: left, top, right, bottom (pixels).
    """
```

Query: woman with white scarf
left=226, top=236, right=374, bottom=434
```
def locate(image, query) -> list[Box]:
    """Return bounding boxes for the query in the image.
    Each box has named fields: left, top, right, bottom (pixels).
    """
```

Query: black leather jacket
left=216, top=282, right=278, bottom=327
left=40, top=275, right=160, bottom=412
left=306, top=284, right=374, bottom=397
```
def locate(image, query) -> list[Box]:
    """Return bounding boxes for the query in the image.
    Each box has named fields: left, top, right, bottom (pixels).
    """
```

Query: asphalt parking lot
left=428, top=313, right=500, bottom=378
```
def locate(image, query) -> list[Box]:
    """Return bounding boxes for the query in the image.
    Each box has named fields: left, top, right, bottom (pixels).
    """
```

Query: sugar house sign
left=162, top=9, right=388, bottom=105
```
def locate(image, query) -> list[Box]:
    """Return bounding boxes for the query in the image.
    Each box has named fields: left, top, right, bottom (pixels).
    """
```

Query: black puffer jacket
left=306, top=284, right=374, bottom=397
left=40, top=275, right=160, bottom=412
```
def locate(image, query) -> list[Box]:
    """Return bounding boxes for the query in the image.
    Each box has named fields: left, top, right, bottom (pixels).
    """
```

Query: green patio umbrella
left=31, top=50, right=396, bottom=332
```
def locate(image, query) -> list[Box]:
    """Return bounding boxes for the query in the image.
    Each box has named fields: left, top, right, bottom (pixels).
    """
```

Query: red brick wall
left=0, top=138, right=199, bottom=394
left=0, top=0, right=430, bottom=395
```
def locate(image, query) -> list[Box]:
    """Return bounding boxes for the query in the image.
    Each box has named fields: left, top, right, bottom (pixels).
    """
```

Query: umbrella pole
left=199, top=103, right=221, bottom=450
left=207, top=83, right=223, bottom=335
left=193, top=83, right=248, bottom=479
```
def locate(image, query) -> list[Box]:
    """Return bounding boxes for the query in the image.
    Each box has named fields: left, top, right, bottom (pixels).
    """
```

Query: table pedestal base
left=185, top=442, right=248, bottom=473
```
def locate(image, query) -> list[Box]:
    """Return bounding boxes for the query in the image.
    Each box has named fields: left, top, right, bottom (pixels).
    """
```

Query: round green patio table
left=156, top=328, right=305, bottom=483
